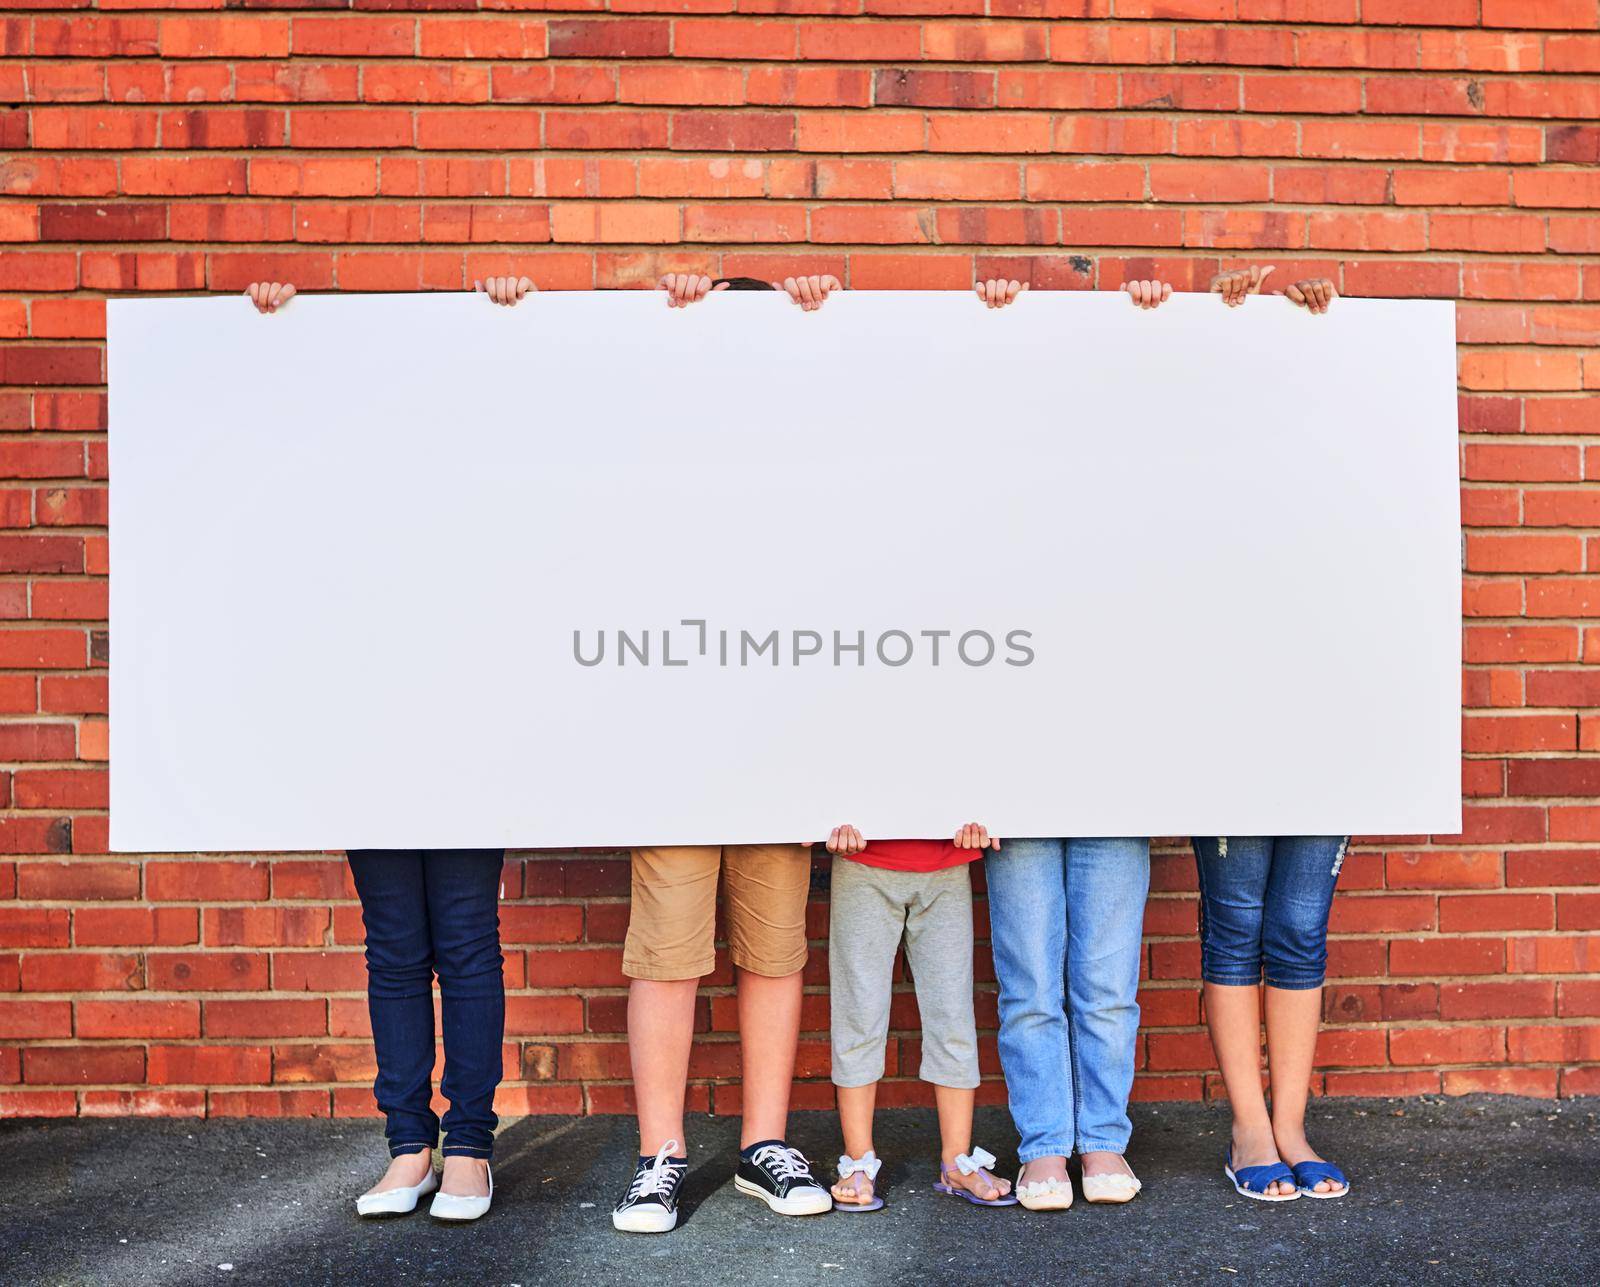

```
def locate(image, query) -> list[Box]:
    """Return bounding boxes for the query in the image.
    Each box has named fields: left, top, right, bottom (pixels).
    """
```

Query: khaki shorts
left=623, top=844, right=812, bottom=982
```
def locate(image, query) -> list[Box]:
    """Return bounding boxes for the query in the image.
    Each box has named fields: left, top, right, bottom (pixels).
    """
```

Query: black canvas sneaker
left=612, top=1141, right=688, bottom=1233
left=734, top=1140, right=832, bottom=1216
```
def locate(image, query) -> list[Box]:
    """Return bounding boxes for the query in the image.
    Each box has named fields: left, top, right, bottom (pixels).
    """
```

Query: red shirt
left=843, top=838, right=979, bottom=873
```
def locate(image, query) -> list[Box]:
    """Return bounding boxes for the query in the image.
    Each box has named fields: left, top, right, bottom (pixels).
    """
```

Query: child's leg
left=723, top=843, right=813, bottom=1148
left=906, top=866, right=1007, bottom=1200
left=1064, top=836, right=1149, bottom=1180
left=837, top=1082, right=877, bottom=1160
left=629, top=978, right=698, bottom=1155
left=425, top=847, right=507, bottom=1198
left=933, top=1084, right=977, bottom=1164
left=623, top=845, right=722, bottom=1156
left=735, top=966, right=803, bottom=1146
left=347, top=849, right=437, bottom=1194
left=984, top=839, right=1071, bottom=1186
left=1261, top=836, right=1346, bottom=1194
left=826, top=859, right=906, bottom=1203
left=1193, top=837, right=1290, bottom=1196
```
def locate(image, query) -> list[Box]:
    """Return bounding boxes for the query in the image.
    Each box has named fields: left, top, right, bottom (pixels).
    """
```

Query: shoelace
left=627, top=1140, right=683, bottom=1202
left=751, top=1144, right=814, bottom=1183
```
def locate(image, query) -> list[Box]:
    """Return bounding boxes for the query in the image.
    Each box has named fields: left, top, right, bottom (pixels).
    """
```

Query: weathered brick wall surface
left=1, top=1, right=1597, bottom=1117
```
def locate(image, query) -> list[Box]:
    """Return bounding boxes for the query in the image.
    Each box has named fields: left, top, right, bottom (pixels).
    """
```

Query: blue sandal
left=1292, top=1159, right=1349, bottom=1199
left=1224, top=1150, right=1300, bottom=1202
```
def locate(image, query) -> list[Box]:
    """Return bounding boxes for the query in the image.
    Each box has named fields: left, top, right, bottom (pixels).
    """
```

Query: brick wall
left=2, top=2, right=1598, bottom=1118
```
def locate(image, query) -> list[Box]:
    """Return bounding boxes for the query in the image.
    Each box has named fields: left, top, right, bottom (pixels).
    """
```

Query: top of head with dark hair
left=712, top=277, right=777, bottom=292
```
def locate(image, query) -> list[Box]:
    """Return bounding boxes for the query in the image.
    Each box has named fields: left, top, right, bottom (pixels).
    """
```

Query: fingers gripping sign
left=244, top=282, right=296, bottom=315
left=657, top=274, right=722, bottom=309
left=1123, top=280, right=1173, bottom=311
left=1210, top=265, right=1275, bottom=309
left=1285, top=278, right=1337, bottom=316
left=473, top=276, right=536, bottom=307
left=974, top=279, right=1026, bottom=310
left=779, top=275, right=841, bottom=313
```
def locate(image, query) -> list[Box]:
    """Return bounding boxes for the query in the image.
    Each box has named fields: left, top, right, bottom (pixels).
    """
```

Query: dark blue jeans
left=1192, top=837, right=1348, bottom=991
left=347, top=848, right=505, bottom=1158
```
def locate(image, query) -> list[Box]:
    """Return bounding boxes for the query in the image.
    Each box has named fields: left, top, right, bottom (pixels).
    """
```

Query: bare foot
left=1080, top=1151, right=1134, bottom=1180
left=363, top=1150, right=433, bottom=1198
left=1019, top=1155, right=1069, bottom=1187
left=831, top=1171, right=876, bottom=1206
left=941, top=1156, right=1012, bottom=1202
left=1232, top=1124, right=1294, bottom=1198
left=440, top=1155, right=490, bottom=1198
left=1273, top=1128, right=1346, bottom=1196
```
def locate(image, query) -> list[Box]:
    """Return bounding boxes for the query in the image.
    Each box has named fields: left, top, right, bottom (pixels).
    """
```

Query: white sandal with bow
left=831, top=1150, right=884, bottom=1212
left=933, top=1147, right=1018, bottom=1207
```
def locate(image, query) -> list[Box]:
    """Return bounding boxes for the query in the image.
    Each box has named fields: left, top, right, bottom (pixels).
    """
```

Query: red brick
left=15, top=861, right=137, bottom=901
left=23, top=1045, right=142, bottom=1085
left=147, top=1045, right=271, bottom=1086
left=146, top=860, right=269, bottom=903
left=75, top=907, right=198, bottom=947
left=1390, top=1024, right=1506, bottom=1065
left=18, top=951, right=141, bottom=992
left=147, top=951, right=269, bottom=993
left=77, top=999, right=200, bottom=1040
left=1438, top=893, right=1554, bottom=933
left=203, top=998, right=327, bottom=1039
left=1442, top=1067, right=1557, bottom=1097
left=1389, top=937, right=1506, bottom=976
left=1385, top=851, right=1502, bottom=890
left=210, top=1089, right=331, bottom=1117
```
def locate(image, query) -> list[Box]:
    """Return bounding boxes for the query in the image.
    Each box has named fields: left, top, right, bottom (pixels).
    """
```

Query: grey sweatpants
left=828, top=858, right=980, bottom=1090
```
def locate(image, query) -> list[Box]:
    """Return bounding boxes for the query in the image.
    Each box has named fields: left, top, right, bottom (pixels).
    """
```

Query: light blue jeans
left=986, top=837, right=1149, bottom=1162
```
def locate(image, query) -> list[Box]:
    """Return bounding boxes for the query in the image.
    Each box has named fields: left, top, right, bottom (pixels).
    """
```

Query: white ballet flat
left=1082, top=1167, right=1142, bottom=1204
left=1015, top=1169, right=1074, bottom=1211
left=430, top=1161, right=493, bottom=1222
left=355, top=1166, right=438, bottom=1217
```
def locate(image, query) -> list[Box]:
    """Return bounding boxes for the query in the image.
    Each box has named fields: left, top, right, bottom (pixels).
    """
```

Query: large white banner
left=108, top=290, right=1460, bottom=852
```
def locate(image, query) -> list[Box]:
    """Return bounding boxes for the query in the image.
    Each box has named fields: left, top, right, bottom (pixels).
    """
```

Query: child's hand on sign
left=777, top=275, right=840, bottom=313
left=1285, top=278, right=1337, bottom=315
left=975, top=278, right=1026, bottom=310
left=954, top=822, right=1000, bottom=851
left=1210, top=265, right=1275, bottom=308
left=475, top=277, right=536, bottom=307
left=658, top=274, right=722, bottom=309
left=826, top=825, right=867, bottom=857
left=244, top=282, right=295, bottom=314
left=1125, top=280, right=1173, bottom=310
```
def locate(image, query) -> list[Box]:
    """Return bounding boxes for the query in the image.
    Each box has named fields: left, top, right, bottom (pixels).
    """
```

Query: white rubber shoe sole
left=1224, top=1163, right=1301, bottom=1202
left=733, top=1175, right=832, bottom=1216
left=612, top=1203, right=679, bottom=1234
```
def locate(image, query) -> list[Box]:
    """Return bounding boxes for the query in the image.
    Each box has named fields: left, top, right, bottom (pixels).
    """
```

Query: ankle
left=1272, top=1122, right=1310, bottom=1151
left=641, top=1135, right=686, bottom=1158
left=843, top=1140, right=876, bottom=1162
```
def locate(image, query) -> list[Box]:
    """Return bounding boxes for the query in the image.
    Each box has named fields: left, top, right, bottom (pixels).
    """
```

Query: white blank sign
left=108, top=290, right=1461, bottom=852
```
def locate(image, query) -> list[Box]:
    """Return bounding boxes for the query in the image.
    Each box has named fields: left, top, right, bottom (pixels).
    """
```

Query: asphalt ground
left=3, top=1097, right=1596, bottom=1286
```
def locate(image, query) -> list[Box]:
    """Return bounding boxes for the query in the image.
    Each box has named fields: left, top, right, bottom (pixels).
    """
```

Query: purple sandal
left=833, top=1151, right=885, bottom=1213
left=933, top=1147, right=1019, bottom=1207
